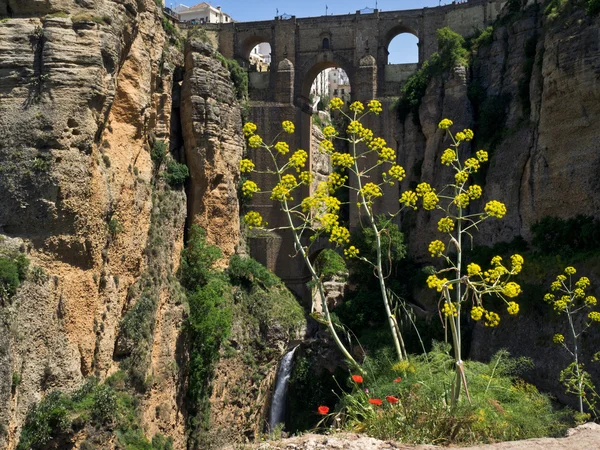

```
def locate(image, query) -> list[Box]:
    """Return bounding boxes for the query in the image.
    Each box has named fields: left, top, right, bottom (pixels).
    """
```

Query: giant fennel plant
left=240, top=99, right=418, bottom=366
left=425, top=119, right=524, bottom=406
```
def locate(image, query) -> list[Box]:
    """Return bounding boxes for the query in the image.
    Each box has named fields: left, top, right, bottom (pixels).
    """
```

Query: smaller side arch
left=240, top=34, right=272, bottom=62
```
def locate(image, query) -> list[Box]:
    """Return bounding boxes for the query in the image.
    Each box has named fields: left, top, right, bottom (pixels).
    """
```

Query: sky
left=169, top=0, right=445, bottom=63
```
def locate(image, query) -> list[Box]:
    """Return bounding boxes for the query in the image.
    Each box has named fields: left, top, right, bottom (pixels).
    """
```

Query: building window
left=322, top=38, right=330, bottom=50
left=334, top=89, right=338, bottom=95
left=341, top=89, right=345, bottom=95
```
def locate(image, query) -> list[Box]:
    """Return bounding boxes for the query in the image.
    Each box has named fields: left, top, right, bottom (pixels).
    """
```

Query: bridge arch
left=382, top=24, right=420, bottom=65
left=240, top=34, right=272, bottom=63
left=299, top=56, right=354, bottom=101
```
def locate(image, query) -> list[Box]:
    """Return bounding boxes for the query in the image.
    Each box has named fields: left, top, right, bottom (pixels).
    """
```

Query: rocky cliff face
left=399, top=4, right=600, bottom=256
left=0, top=0, right=173, bottom=447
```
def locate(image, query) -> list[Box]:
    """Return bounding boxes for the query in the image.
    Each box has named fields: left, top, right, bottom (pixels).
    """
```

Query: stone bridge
left=203, top=0, right=508, bottom=301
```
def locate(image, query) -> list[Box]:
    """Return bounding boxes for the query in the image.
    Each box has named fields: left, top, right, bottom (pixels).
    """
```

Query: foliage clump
left=397, top=27, right=469, bottom=120
left=164, top=160, right=189, bottom=188
left=324, top=344, right=569, bottom=445
left=17, top=374, right=173, bottom=450
left=0, top=252, right=29, bottom=302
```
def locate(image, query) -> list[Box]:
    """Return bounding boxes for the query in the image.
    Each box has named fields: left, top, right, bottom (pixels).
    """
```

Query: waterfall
left=268, top=346, right=298, bottom=431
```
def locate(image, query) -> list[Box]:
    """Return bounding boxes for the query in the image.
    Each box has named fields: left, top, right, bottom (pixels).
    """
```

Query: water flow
left=269, top=346, right=298, bottom=431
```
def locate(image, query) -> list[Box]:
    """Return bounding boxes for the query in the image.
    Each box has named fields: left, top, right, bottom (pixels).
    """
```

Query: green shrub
left=588, top=0, right=600, bottom=15
left=228, top=254, right=280, bottom=289
left=12, top=372, right=21, bottom=390
left=531, top=215, right=600, bottom=255
left=92, top=385, right=118, bottom=424
left=215, top=53, right=249, bottom=100
left=17, top=391, right=71, bottom=450
left=0, top=253, right=28, bottom=300
left=180, top=226, right=222, bottom=290
left=164, top=160, right=189, bottom=188
left=471, top=26, right=494, bottom=52
left=107, top=218, right=124, bottom=237
left=314, top=249, right=347, bottom=280
left=151, top=140, right=168, bottom=167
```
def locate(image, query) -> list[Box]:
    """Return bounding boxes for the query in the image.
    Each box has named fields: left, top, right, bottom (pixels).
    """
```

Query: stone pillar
left=355, top=54, right=377, bottom=101
left=275, top=58, right=294, bottom=104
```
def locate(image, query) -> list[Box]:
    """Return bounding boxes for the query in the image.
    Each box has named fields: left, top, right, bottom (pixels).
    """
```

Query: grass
left=326, top=343, right=571, bottom=445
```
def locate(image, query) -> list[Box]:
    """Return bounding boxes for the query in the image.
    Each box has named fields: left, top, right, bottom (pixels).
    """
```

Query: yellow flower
left=467, top=185, right=483, bottom=200
left=240, top=159, right=255, bottom=173
left=464, top=157, right=480, bottom=172
left=455, top=131, right=466, bottom=142
left=379, top=147, right=396, bottom=162
left=553, top=333, right=564, bottom=344
left=274, top=141, right=290, bottom=155
left=299, top=171, right=313, bottom=185
left=368, top=99, right=383, bottom=114
left=416, top=182, right=432, bottom=197
left=429, top=240, right=445, bottom=257
left=289, top=150, right=308, bottom=170
left=476, top=149, right=488, bottom=162
left=574, top=288, right=586, bottom=299
left=507, top=301, right=519, bottom=315
left=323, top=196, right=341, bottom=213
left=565, top=266, right=577, bottom=276
left=347, top=120, right=362, bottom=135
left=329, top=97, right=344, bottom=110
left=544, top=293, right=555, bottom=302
left=388, top=165, right=406, bottom=181
left=467, top=263, right=482, bottom=277
left=400, top=190, right=418, bottom=209
left=463, top=129, right=474, bottom=141
left=550, top=281, right=561, bottom=291
left=585, top=296, right=597, bottom=306
left=426, top=275, right=452, bottom=292
left=422, top=192, right=439, bottom=211
left=282, top=120, right=295, bottom=134
left=576, top=277, right=591, bottom=289
left=360, top=182, right=383, bottom=202
left=484, top=311, right=500, bottom=327
left=588, top=311, right=600, bottom=322
left=553, top=296, right=569, bottom=312
left=319, top=213, right=339, bottom=232
left=455, top=171, right=469, bottom=184
left=242, top=180, right=259, bottom=197
left=438, top=118, right=453, bottom=129
left=511, top=254, right=524, bottom=274
left=454, top=193, right=470, bottom=208
left=330, top=225, right=350, bottom=245
left=271, top=174, right=297, bottom=201
left=344, top=246, right=360, bottom=258
left=243, top=122, right=257, bottom=136
left=248, top=135, right=263, bottom=148
left=349, top=101, right=365, bottom=113
left=442, top=302, right=458, bottom=317
left=319, top=139, right=334, bottom=154
left=471, top=306, right=485, bottom=321
left=491, top=256, right=502, bottom=266
left=244, top=211, right=265, bottom=229
left=441, top=148, right=456, bottom=166
left=556, top=275, right=567, bottom=282
left=323, top=126, right=337, bottom=138
left=368, top=137, right=386, bottom=151
left=359, top=127, right=374, bottom=142
left=484, top=200, right=507, bottom=218
left=327, top=173, right=347, bottom=193
left=438, top=217, right=454, bottom=233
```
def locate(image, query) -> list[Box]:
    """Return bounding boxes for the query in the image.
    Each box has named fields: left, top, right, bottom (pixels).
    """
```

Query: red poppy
left=317, top=405, right=329, bottom=415
left=386, top=395, right=399, bottom=404
left=368, top=398, right=383, bottom=406
left=351, top=375, right=363, bottom=383
left=393, top=377, right=402, bottom=383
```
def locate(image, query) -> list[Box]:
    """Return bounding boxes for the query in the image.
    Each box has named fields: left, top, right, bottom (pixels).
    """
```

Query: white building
left=310, top=68, right=351, bottom=103
left=173, top=2, right=233, bottom=24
